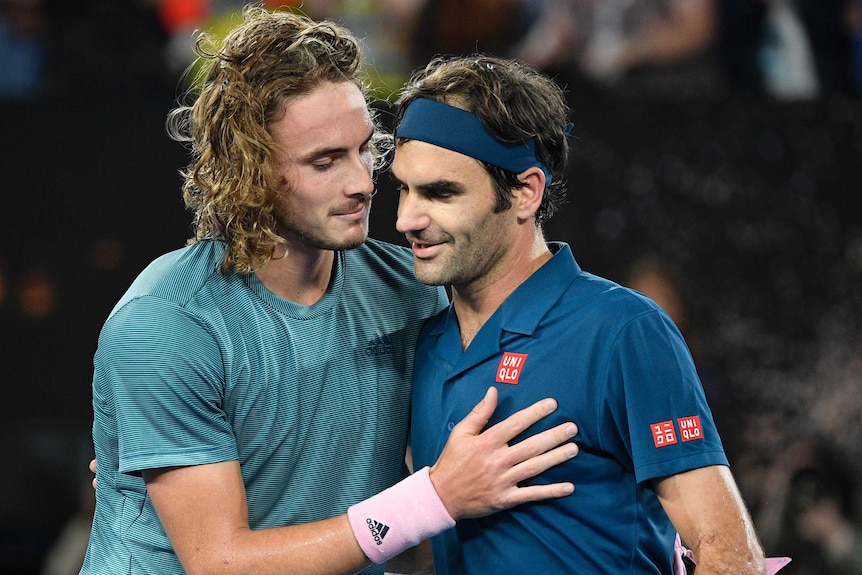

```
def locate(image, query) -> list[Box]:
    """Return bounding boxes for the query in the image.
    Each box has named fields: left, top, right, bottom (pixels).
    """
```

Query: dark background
left=4, top=92, right=861, bottom=574
left=2, top=1, right=862, bottom=573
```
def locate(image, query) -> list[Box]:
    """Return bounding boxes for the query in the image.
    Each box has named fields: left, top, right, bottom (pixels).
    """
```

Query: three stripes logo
left=365, top=518, right=390, bottom=546
left=364, top=331, right=395, bottom=357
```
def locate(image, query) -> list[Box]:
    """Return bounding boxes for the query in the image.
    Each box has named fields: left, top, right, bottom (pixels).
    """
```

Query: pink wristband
left=347, top=466, right=455, bottom=564
left=673, top=533, right=791, bottom=575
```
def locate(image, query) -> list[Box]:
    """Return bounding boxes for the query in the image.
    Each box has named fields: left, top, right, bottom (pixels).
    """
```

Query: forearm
left=686, top=490, right=765, bottom=575
left=691, top=539, right=795, bottom=575
left=689, top=534, right=765, bottom=575
left=659, top=466, right=765, bottom=575
left=149, top=463, right=452, bottom=575
left=145, top=463, right=371, bottom=575
left=183, top=515, right=369, bottom=575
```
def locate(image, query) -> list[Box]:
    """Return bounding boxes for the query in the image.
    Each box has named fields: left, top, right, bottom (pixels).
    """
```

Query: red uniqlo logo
left=678, top=416, right=703, bottom=442
left=496, top=352, right=528, bottom=384
left=651, top=421, right=677, bottom=447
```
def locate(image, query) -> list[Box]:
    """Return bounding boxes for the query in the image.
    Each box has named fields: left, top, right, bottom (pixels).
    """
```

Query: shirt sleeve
left=604, top=308, right=728, bottom=484
left=94, top=295, right=239, bottom=475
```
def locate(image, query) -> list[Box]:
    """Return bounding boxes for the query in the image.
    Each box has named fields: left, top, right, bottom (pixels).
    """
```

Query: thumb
left=455, top=387, right=498, bottom=437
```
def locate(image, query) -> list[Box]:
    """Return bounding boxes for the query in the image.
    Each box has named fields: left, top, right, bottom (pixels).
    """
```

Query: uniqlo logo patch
left=651, top=420, right=678, bottom=448
left=678, top=415, right=703, bottom=442
left=496, top=352, right=528, bottom=384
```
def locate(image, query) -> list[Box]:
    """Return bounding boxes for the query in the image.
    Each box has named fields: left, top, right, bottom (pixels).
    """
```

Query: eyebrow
left=296, top=127, right=374, bottom=163
left=390, top=173, right=467, bottom=195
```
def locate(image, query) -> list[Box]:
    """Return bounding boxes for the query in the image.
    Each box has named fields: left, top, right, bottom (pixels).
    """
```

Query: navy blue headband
left=396, top=98, right=556, bottom=185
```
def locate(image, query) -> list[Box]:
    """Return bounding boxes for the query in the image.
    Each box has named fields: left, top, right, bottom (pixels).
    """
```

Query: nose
left=346, top=152, right=375, bottom=198
left=395, top=189, right=430, bottom=234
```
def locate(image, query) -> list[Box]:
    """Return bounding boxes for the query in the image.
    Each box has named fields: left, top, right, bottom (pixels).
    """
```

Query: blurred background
left=1, top=0, right=861, bottom=573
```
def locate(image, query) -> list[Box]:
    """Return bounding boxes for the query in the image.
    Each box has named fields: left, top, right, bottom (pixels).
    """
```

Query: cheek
left=275, top=167, right=295, bottom=193
left=449, top=200, right=496, bottom=233
left=274, top=181, right=319, bottom=219
left=464, top=207, right=513, bottom=250
left=284, top=168, right=331, bottom=204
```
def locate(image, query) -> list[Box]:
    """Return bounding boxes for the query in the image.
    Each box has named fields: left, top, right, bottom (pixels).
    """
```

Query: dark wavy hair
left=394, top=54, right=570, bottom=226
left=167, top=6, right=389, bottom=273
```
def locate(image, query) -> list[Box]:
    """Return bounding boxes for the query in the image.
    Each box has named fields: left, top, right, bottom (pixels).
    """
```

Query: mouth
left=408, top=237, right=445, bottom=259
left=333, top=201, right=369, bottom=222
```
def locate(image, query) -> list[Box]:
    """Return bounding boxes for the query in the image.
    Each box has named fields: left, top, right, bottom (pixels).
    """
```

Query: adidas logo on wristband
left=365, top=518, right=390, bottom=546
left=347, top=468, right=454, bottom=564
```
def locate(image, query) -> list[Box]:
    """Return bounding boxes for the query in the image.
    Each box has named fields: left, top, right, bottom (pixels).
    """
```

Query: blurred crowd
left=1, top=1, right=862, bottom=574
left=1, top=0, right=862, bottom=101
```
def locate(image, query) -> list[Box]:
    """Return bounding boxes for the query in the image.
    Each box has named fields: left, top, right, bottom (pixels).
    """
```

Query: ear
left=514, top=166, right=545, bottom=222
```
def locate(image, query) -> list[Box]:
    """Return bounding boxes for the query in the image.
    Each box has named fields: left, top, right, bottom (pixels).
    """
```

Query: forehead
left=392, top=139, right=488, bottom=185
left=269, top=81, right=372, bottom=153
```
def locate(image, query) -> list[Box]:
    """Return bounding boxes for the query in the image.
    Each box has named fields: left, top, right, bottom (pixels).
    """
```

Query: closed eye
left=393, top=177, right=462, bottom=201
left=424, top=188, right=455, bottom=200
left=419, top=182, right=461, bottom=200
left=312, top=159, right=335, bottom=171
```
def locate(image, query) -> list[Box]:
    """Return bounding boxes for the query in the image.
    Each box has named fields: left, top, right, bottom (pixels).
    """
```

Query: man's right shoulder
left=109, top=241, right=227, bottom=315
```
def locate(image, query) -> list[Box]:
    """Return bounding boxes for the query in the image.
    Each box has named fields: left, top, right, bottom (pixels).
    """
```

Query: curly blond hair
left=167, top=6, right=388, bottom=274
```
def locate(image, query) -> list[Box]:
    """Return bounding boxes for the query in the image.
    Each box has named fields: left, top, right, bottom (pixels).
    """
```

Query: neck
left=254, top=244, right=335, bottom=306
left=453, top=231, right=551, bottom=349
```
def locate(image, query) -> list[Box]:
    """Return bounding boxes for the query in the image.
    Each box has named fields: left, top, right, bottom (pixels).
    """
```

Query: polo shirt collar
left=495, top=242, right=579, bottom=335
left=429, top=242, right=580, bottom=378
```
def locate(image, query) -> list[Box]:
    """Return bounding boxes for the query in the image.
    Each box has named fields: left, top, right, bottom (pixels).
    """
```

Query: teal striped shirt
left=82, top=239, right=447, bottom=574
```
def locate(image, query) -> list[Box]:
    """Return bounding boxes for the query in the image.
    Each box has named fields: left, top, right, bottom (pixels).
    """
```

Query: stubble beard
left=280, top=212, right=370, bottom=252
left=413, top=211, right=509, bottom=288
left=294, top=226, right=368, bottom=252
left=412, top=246, right=479, bottom=288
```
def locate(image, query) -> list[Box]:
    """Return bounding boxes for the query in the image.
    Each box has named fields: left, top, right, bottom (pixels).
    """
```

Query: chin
left=339, top=239, right=366, bottom=251
left=313, top=227, right=368, bottom=251
left=334, top=231, right=368, bottom=251
left=412, top=266, right=449, bottom=287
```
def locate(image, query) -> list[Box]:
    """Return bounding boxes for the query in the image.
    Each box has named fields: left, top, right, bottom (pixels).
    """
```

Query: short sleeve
left=604, top=309, right=727, bottom=483
left=94, top=295, right=239, bottom=475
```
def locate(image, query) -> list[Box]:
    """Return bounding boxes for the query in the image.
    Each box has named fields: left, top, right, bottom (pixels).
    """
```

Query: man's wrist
left=347, top=467, right=455, bottom=564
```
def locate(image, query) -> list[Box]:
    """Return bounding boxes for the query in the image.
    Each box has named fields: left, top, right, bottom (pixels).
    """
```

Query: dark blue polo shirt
left=410, top=243, right=728, bottom=574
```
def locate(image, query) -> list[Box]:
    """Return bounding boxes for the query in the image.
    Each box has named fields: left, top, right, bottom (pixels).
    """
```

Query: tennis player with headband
left=390, top=54, right=788, bottom=575
left=79, top=9, right=581, bottom=575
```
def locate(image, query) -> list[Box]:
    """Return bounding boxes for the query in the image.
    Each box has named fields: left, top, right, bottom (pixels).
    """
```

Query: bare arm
left=142, top=387, right=577, bottom=575
left=655, top=465, right=765, bottom=575
left=144, top=461, right=366, bottom=575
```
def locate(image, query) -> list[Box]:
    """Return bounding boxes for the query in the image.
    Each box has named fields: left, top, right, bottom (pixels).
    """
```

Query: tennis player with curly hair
left=80, top=7, right=577, bottom=575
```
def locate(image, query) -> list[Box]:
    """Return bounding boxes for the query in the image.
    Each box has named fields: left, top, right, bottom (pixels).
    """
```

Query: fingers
left=506, top=421, right=579, bottom=467
left=484, top=394, right=561, bottom=444
left=509, top=439, right=578, bottom=487
left=431, top=388, right=579, bottom=520
left=503, top=479, right=576, bottom=506
left=90, top=458, right=98, bottom=490
left=452, top=387, right=498, bottom=437
left=452, top=389, right=576, bottom=464
left=495, top=441, right=578, bottom=509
